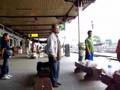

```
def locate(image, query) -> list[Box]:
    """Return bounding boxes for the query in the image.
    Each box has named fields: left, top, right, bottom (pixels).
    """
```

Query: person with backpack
left=46, top=25, right=61, bottom=87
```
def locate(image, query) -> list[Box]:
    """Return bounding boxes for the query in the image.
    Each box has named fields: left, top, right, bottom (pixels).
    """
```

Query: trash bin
left=65, top=44, right=70, bottom=57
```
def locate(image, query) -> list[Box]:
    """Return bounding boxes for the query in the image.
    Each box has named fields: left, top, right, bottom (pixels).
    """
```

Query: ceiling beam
left=10, top=26, right=52, bottom=30
left=64, top=0, right=96, bottom=9
left=8, top=30, right=50, bottom=38
left=62, top=4, right=75, bottom=22
left=13, top=30, right=50, bottom=38
left=15, top=31, right=51, bottom=34
left=11, top=28, right=52, bottom=31
left=0, top=15, right=75, bottom=18
left=4, top=24, right=53, bottom=27
left=23, top=32, right=51, bottom=34
left=16, top=31, right=50, bottom=33
left=14, top=29, right=51, bottom=31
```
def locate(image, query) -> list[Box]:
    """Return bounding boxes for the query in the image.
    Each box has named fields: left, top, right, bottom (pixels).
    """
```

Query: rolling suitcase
left=37, top=62, right=50, bottom=77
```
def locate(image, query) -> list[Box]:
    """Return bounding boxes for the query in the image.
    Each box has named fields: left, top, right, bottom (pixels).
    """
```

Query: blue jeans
left=48, top=56, right=60, bottom=83
left=1, top=55, right=9, bottom=76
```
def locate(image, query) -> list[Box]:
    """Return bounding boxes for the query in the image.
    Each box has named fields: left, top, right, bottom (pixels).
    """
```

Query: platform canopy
left=0, top=0, right=95, bottom=38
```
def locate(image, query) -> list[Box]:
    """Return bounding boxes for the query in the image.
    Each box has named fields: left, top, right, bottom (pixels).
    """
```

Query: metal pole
left=78, top=0, right=82, bottom=61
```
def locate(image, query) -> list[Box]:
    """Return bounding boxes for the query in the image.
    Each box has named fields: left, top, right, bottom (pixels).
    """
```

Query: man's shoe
left=1, top=75, right=11, bottom=80
left=56, top=82, right=61, bottom=85
left=52, top=83, right=59, bottom=88
left=7, top=74, right=13, bottom=78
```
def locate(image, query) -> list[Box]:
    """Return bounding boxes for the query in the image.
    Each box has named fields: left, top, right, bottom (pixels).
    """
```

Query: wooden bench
left=74, top=62, right=102, bottom=80
left=34, top=77, right=53, bottom=90
left=101, top=74, right=120, bottom=90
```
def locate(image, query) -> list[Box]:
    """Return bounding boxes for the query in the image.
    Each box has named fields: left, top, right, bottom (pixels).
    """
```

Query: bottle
left=108, top=60, right=112, bottom=68
left=107, top=60, right=112, bottom=77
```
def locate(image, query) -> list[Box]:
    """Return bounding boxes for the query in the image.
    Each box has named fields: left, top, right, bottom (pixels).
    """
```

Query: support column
left=77, top=1, right=83, bottom=61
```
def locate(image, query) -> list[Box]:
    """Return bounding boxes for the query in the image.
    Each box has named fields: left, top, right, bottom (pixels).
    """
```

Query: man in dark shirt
left=1, top=33, right=12, bottom=80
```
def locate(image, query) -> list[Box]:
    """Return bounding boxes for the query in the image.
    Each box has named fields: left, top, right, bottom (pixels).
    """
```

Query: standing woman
left=1, top=33, right=12, bottom=79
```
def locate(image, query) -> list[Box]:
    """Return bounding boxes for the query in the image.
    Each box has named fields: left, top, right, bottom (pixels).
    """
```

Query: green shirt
left=85, top=37, right=94, bottom=52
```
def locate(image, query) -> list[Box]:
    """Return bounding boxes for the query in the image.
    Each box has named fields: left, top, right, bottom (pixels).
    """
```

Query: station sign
left=28, top=34, right=41, bottom=38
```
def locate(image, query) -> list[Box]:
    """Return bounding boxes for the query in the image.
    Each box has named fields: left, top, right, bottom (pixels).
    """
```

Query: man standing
left=1, top=33, right=13, bottom=79
left=116, top=39, right=120, bottom=62
left=85, top=30, right=94, bottom=60
left=47, top=25, right=61, bottom=87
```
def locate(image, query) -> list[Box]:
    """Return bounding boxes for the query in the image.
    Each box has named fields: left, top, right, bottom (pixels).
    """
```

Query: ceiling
left=0, top=0, right=95, bottom=38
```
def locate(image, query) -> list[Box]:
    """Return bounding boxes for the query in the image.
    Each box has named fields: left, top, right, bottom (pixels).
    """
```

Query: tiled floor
left=0, top=54, right=107, bottom=90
